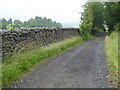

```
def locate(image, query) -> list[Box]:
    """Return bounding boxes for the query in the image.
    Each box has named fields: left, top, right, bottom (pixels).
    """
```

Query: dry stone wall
left=2, top=28, right=80, bottom=59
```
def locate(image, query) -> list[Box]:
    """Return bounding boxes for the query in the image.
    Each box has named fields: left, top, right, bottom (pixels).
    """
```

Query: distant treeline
left=0, top=16, right=62, bottom=29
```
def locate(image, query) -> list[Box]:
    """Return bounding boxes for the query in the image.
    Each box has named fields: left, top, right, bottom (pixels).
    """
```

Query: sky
left=0, top=0, right=87, bottom=27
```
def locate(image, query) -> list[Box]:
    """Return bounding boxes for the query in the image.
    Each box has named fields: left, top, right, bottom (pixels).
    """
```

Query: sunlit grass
left=2, top=36, right=93, bottom=87
left=105, top=31, right=119, bottom=87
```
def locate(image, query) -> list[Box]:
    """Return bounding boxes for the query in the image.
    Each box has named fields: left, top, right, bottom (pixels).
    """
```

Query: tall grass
left=105, top=31, right=119, bottom=87
left=2, top=36, right=92, bottom=87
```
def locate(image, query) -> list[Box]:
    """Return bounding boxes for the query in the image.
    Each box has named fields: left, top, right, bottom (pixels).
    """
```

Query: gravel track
left=8, top=34, right=111, bottom=88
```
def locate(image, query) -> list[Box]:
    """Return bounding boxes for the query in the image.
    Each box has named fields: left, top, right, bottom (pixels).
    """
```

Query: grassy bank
left=2, top=36, right=92, bottom=87
left=105, top=31, right=119, bottom=87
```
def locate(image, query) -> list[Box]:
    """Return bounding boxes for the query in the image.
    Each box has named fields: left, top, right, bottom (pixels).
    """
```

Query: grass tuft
left=85, top=46, right=90, bottom=49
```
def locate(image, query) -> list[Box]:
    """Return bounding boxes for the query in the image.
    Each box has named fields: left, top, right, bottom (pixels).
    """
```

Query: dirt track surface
left=8, top=35, right=111, bottom=88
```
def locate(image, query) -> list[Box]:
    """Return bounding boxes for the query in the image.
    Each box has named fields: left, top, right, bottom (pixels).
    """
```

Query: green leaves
left=26, top=16, right=62, bottom=28
left=80, top=2, right=104, bottom=39
left=80, top=1, right=120, bottom=39
left=104, top=2, right=117, bottom=31
left=104, top=2, right=120, bottom=31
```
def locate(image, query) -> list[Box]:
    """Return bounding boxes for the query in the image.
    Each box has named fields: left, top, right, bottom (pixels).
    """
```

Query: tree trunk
left=92, top=25, right=95, bottom=35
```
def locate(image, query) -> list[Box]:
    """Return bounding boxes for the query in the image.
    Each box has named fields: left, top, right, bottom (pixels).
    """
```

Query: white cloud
left=0, top=0, right=86, bottom=24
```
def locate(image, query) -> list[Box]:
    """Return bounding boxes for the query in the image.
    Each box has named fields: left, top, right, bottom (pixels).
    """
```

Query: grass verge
left=2, top=36, right=93, bottom=87
left=105, top=31, right=119, bottom=87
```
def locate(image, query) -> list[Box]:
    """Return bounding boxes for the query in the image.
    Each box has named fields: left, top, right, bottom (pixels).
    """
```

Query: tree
left=27, top=18, right=36, bottom=27
left=80, top=1, right=119, bottom=39
left=35, top=16, right=42, bottom=20
left=2, top=18, right=7, bottom=24
left=7, top=18, right=12, bottom=24
left=103, top=1, right=120, bottom=31
left=0, top=19, right=2, bottom=23
left=27, top=16, right=62, bottom=28
left=115, top=2, right=120, bottom=31
left=23, top=21, right=28, bottom=28
left=0, top=19, right=2, bottom=29
left=0, top=23, right=2, bottom=29
left=1, top=17, right=62, bottom=29
left=14, top=20, right=23, bottom=29
left=104, top=2, right=117, bottom=31
left=80, top=2, right=104, bottom=39
left=14, top=20, right=23, bottom=25
left=2, top=18, right=8, bottom=29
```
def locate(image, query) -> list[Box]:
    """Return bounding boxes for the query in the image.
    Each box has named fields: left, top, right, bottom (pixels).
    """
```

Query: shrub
left=80, top=23, right=93, bottom=40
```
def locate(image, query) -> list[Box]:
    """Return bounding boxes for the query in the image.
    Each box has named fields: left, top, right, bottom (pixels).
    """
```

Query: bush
left=115, top=23, right=120, bottom=31
left=80, top=23, right=93, bottom=40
